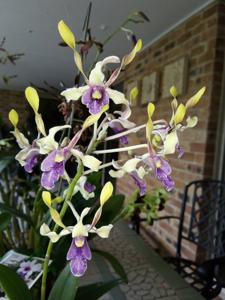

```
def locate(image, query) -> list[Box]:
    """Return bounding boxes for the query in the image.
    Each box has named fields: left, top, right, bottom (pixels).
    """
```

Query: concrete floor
left=79, top=221, right=205, bottom=300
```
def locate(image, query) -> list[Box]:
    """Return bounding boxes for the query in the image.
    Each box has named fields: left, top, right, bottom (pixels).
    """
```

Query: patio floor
left=79, top=221, right=205, bottom=300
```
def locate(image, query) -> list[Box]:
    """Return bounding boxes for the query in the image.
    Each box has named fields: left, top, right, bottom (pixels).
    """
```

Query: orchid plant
left=7, top=19, right=206, bottom=300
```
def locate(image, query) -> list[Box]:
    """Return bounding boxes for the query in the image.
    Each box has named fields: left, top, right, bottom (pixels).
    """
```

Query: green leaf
left=92, top=248, right=128, bottom=283
left=0, top=203, right=34, bottom=227
left=76, top=279, right=121, bottom=300
left=48, top=264, right=79, bottom=300
left=0, top=212, right=11, bottom=232
left=0, top=156, right=13, bottom=172
left=0, top=264, right=33, bottom=300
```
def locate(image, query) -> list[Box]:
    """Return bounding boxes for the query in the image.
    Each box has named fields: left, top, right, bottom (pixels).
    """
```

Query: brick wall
left=117, top=1, right=225, bottom=259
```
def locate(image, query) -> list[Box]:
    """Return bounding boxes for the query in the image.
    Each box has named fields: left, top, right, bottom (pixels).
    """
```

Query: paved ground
left=79, top=221, right=205, bottom=300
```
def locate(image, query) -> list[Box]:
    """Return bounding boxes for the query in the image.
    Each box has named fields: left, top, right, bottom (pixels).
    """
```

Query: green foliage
left=0, top=213, right=11, bottom=232
left=0, top=203, right=34, bottom=227
left=76, top=279, right=121, bottom=300
left=0, top=153, right=14, bottom=172
left=124, top=188, right=168, bottom=224
left=0, top=264, right=33, bottom=300
left=48, top=264, right=79, bottom=300
left=92, top=248, right=128, bottom=283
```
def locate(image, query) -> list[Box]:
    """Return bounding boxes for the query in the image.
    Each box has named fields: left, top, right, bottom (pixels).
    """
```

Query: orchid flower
left=39, top=106, right=108, bottom=190
left=159, top=86, right=206, bottom=156
left=63, top=176, right=96, bottom=200
left=58, top=20, right=142, bottom=116
left=40, top=182, right=114, bottom=276
left=109, top=158, right=147, bottom=195
left=8, top=109, right=40, bottom=172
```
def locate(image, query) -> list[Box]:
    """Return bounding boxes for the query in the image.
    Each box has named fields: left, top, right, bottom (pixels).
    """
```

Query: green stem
left=88, top=15, right=132, bottom=73
left=41, top=164, right=84, bottom=300
left=29, top=187, right=42, bottom=249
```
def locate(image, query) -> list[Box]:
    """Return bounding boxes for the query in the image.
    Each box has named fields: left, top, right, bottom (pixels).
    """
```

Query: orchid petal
left=25, top=86, right=39, bottom=113
left=185, top=87, right=206, bottom=109
left=50, top=207, right=66, bottom=228
left=42, top=191, right=51, bottom=208
left=72, top=220, right=89, bottom=238
left=71, top=176, right=95, bottom=200
left=61, top=86, right=89, bottom=102
left=92, top=224, right=113, bottom=238
left=163, top=131, right=179, bottom=155
left=186, top=116, right=198, bottom=128
left=91, top=207, right=102, bottom=228
left=66, top=201, right=79, bottom=223
left=130, top=86, right=138, bottom=104
left=123, top=158, right=141, bottom=173
left=106, top=88, right=131, bottom=119
left=12, top=129, right=29, bottom=149
left=35, top=113, right=46, bottom=136
left=74, top=51, right=88, bottom=81
left=58, top=20, right=76, bottom=50
left=37, top=125, right=70, bottom=154
left=173, top=103, right=186, bottom=125
left=100, top=181, right=113, bottom=206
left=82, top=104, right=109, bottom=130
left=147, top=102, right=155, bottom=119
left=123, top=39, right=142, bottom=67
left=15, top=148, right=30, bottom=166
left=80, top=207, right=91, bottom=220
left=40, top=223, right=60, bottom=243
left=89, top=56, right=120, bottom=85
left=170, top=86, right=177, bottom=98
left=9, top=109, right=18, bottom=127
left=109, top=169, right=124, bottom=178
left=109, top=117, right=135, bottom=129
left=82, top=155, right=101, bottom=172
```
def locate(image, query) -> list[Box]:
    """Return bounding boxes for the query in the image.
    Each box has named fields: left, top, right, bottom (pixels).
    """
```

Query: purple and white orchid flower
left=109, top=158, right=147, bottom=196
left=61, top=56, right=129, bottom=115
left=41, top=148, right=69, bottom=190
left=61, top=38, right=142, bottom=117
left=40, top=182, right=114, bottom=277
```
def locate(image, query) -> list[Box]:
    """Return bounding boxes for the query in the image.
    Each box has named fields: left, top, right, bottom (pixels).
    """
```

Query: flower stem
left=41, top=164, right=84, bottom=300
left=93, top=143, right=148, bottom=154
left=105, top=124, right=146, bottom=142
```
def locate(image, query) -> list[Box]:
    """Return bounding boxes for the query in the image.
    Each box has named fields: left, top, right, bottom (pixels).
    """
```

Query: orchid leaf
left=76, top=279, right=121, bottom=300
left=0, top=203, right=34, bottom=227
left=0, top=264, right=32, bottom=300
left=0, top=213, right=11, bottom=232
left=92, top=248, right=128, bottom=283
left=48, top=263, right=79, bottom=300
left=0, top=155, right=14, bottom=172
